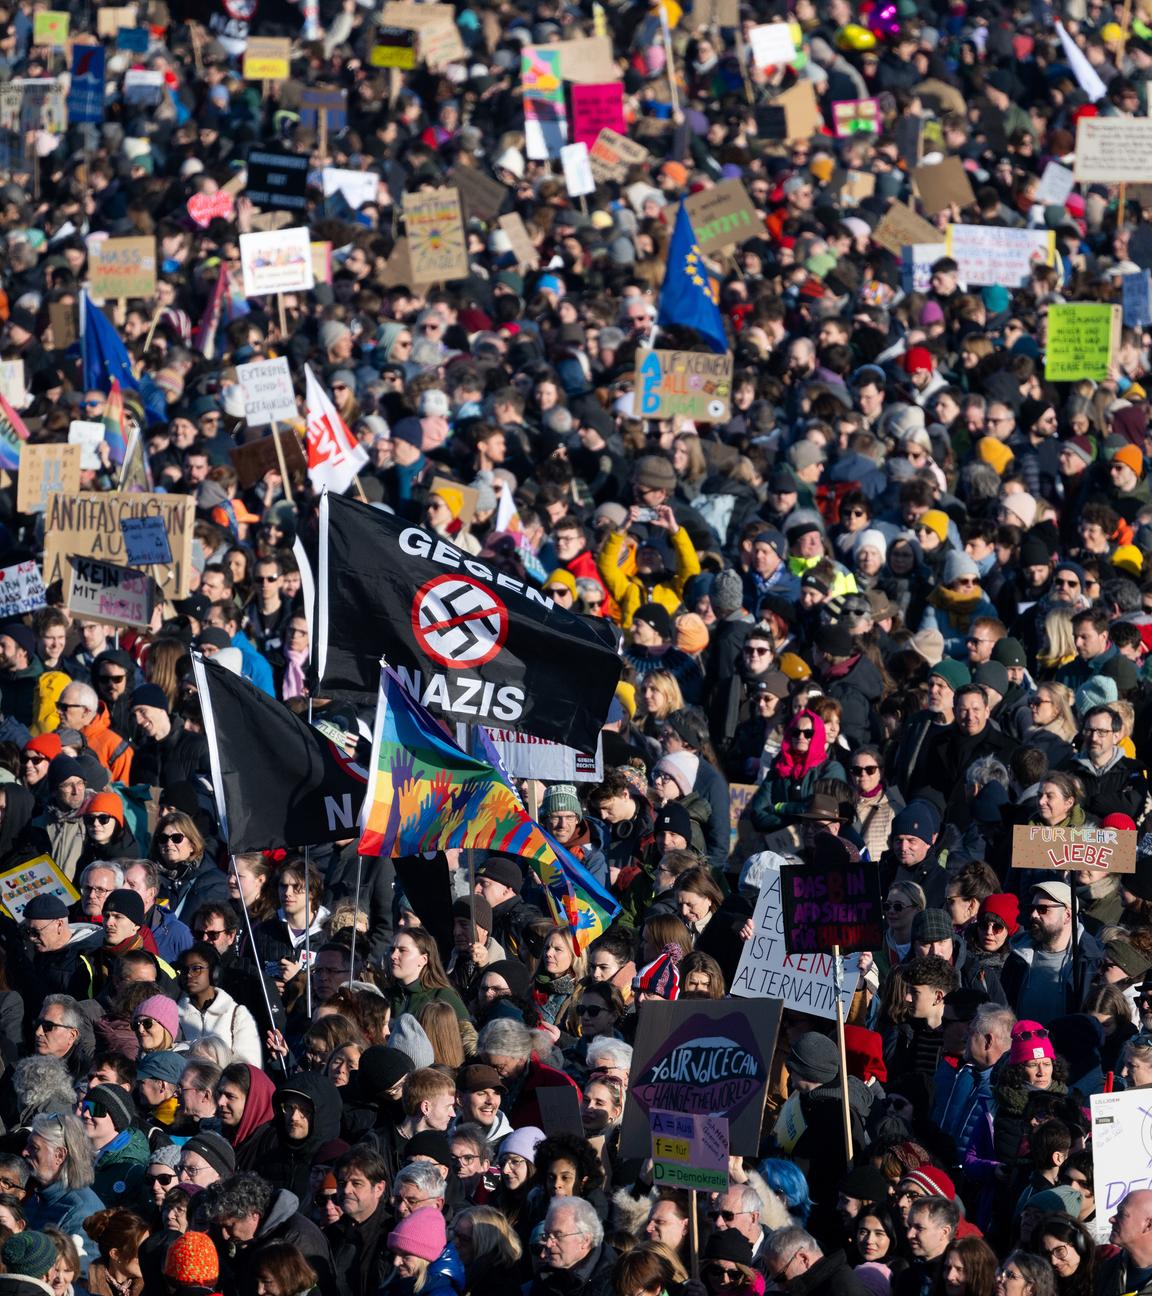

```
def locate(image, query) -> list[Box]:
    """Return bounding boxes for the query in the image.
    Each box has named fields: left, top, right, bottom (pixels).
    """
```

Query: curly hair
left=534, top=1132, right=605, bottom=1196
left=193, top=1172, right=273, bottom=1227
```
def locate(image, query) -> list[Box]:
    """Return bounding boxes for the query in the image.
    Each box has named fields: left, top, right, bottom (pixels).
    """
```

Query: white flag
left=304, top=364, right=368, bottom=496
left=1055, top=21, right=1108, bottom=103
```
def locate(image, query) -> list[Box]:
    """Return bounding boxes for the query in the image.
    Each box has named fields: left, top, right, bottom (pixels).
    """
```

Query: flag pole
left=229, top=853, right=287, bottom=1074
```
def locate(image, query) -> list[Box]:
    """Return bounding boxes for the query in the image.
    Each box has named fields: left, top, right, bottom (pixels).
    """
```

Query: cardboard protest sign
left=452, top=166, right=506, bottom=223
left=731, top=857, right=861, bottom=1017
left=1074, top=117, right=1152, bottom=184
left=522, top=46, right=568, bottom=159
left=1124, top=271, right=1152, bottom=329
left=1090, top=1090, right=1152, bottom=1243
left=945, top=224, right=1054, bottom=287
left=242, top=37, right=291, bottom=80
left=49, top=302, right=77, bottom=350
left=873, top=203, right=940, bottom=257
left=832, top=98, right=881, bottom=137
left=481, top=727, right=603, bottom=782
left=0, top=560, right=47, bottom=618
left=380, top=4, right=467, bottom=65
left=651, top=1112, right=730, bottom=1193
left=777, top=80, right=823, bottom=141
left=570, top=82, right=625, bottom=150
left=66, top=555, right=156, bottom=629
left=43, top=491, right=195, bottom=600
left=589, top=129, right=650, bottom=184
left=779, top=859, right=884, bottom=954
left=245, top=149, right=310, bottom=213
left=685, top=179, right=758, bottom=256
left=237, top=356, right=297, bottom=427
left=380, top=238, right=415, bottom=287
left=1035, top=161, right=1076, bottom=208
left=560, top=142, right=595, bottom=197
left=913, top=156, right=976, bottom=215
left=322, top=168, right=378, bottom=211
left=88, top=236, right=156, bottom=299
left=901, top=242, right=947, bottom=294
left=370, top=26, right=417, bottom=68
left=97, top=6, right=137, bottom=36
left=622, top=998, right=780, bottom=1156
left=239, top=227, right=315, bottom=297
left=497, top=214, right=540, bottom=271
left=0, top=856, right=78, bottom=922
left=635, top=350, right=733, bottom=423
left=16, top=442, right=80, bottom=515
left=841, top=170, right=876, bottom=203
left=1011, top=822, right=1136, bottom=874
left=428, top=476, right=479, bottom=529
left=403, top=189, right=469, bottom=283
left=120, top=515, right=172, bottom=567
left=68, top=420, right=105, bottom=471
left=700, top=0, right=739, bottom=22
left=547, top=35, right=618, bottom=83
left=299, top=87, right=346, bottom=132
left=33, top=11, right=69, bottom=45
left=748, top=22, right=796, bottom=67
left=229, top=430, right=308, bottom=489
left=1044, top=303, right=1122, bottom=382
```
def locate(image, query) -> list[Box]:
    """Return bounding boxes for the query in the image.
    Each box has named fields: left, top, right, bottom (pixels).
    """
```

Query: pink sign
left=570, top=82, right=625, bottom=150
left=187, top=191, right=236, bottom=227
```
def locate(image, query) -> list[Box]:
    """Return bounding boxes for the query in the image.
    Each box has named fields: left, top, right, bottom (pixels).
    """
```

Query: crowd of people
left=0, top=0, right=1148, bottom=1294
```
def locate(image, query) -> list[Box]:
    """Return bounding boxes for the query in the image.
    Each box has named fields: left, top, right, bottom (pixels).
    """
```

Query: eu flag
left=81, top=290, right=140, bottom=395
left=656, top=201, right=728, bottom=353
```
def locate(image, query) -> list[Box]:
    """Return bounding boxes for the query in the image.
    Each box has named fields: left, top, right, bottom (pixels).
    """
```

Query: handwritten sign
left=243, top=36, right=291, bottom=80
left=0, top=360, right=25, bottom=412
left=68, top=420, right=105, bottom=471
left=779, top=858, right=884, bottom=954
left=120, top=515, right=172, bottom=567
left=66, top=555, right=156, bottom=629
left=229, top=429, right=308, bottom=489
left=187, top=191, right=235, bottom=228
left=0, top=560, right=47, bottom=618
left=17, top=442, right=81, bottom=515
left=1045, top=303, right=1122, bottom=382
left=239, top=226, right=315, bottom=297
left=589, top=128, right=649, bottom=184
left=731, top=857, right=861, bottom=1017
left=497, top=214, right=539, bottom=271
left=570, top=82, right=625, bottom=150
left=913, top=156, right=975, bottom=215
left=872, top=201, right=940, bottom=256
left=748, top=22, right=796, bottom=67
left=945, top=224, right=1055, bottom=287
left=403, top=189, right=469, bottom=283
left=1090, top=1090, right=1152, bottom=1243
left=88, top=236, right=156, bottom=299
left=370, top=27, right=417, bottom=68
left=634, top=349, right=733, bottom=423
left=33, top=11, right=69, bottom=45
left=685, top=179, right=758, bottom=257
left=237, top=356, right=297, bottom=427
left=1074, top=117, right=1152, bottom=184
left=1035, top=161, right=1076, bottom=207
left=0, top=856, right=78, bottom=922
left=651, top=1111, right=730, bottom=1193
left=1011, top=822, right=1136, bottom=874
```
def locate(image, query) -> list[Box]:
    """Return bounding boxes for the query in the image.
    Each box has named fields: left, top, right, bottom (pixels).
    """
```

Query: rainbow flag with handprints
left=0, top=391, right=28, bottom=471
left=359, top=666, right=619, bottom=949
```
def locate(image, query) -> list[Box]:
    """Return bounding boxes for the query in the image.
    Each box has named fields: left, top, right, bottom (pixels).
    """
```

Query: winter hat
left=23, top=733, right=62, bottom=761
left=2, top=1231, right=57, bottom=1278
left=903, top=345, right=934, bottom=374
left=85, top=1084, right=137, bottom=1132
left=1027, top=1186, right=1083, bottom=1217
left=654, top=802, right=694, bottom=841
left=475, top=855, right=523, bottom=893
left=918, top=510, right=950, bottom=544
left=542, top=784, right=581, bottom=818
left=842, top=1026, right=887, bottom=1084
left=941, top=551, right=980, bottom=585
left=991, top=638, right=1027, bottom=669
left=840, top=1164, right=891, bottom=1203
left=789, top=441, right=825, bottom=473
left=653, top=751, right=699, bottom=797
left=137, top=1051, right=187, bottom=1084
left=1009, top=1020, right=1056, bottom=1066
left=675, top=613, right=709, bottom=655
left=911, top=629, right=945, bottom=666
left=633, top=603, right=674, bottom=641
left=483, top=959, right=532, bottom=1000
left=704, top=1232, right=755, bottom=1265
left=1105, top=938, right=1152, bottom=981
left=816, top=622, right=856, bottom=658
left=183, top=1132, right=237, bottom=1179
left=976, top=437, right=1014, bottom=475
left=633, top=455, right=676, bottom=492
left=451, top=895, right=494, bottom=936
left=388, top=1014, right=435, bottom=1070
left=500, top=1125, right=546, bottom=1161
left=544, top=569, right=578, bottom=600
left=1114, top=444, right=1145, bottom=477
left=0, top=623, right=36, bottom=659
left=47, top=754, right=86, bottom=791
left=1000, top=492, right=1037, bottom=527
left=901, top=1166, right=956, bottom=1200
left=389, top=1203, right=447, bottom=1261
left=890, top=799, right=941, bottom=845
left=164, top=1232, right=220, bottom=1285
left=103, top=888, right=145, bottom=927
left=634, top=945, right=682, bottom=1000
left=929, top=659, right=971, bottom=691
left=134, top=995, right=180, bottom=1040
left=1061, top=435, right=1095, bottom=467
left=404, top=1130, right=453, bottom=1167
left=854, top=529, right=887, bottom=561
left=150, top=1144, right=182, bottom=1170
left=1075, top=675, right=1118, bottom=716
left=911, top=908, right=952, bottom=944
left=357, top=1045, right=416, bottom=1093
left=710, top=570, right=746, bottom=619
left=319, top=320, right=352, bottom=351
left=973, top=661, right=1009, bottom=698
left=787, top=1032, right=839, bottom=1085
left=132, top=683, right=170, bottom=714
left=978, top=893, right=1019, bottom=935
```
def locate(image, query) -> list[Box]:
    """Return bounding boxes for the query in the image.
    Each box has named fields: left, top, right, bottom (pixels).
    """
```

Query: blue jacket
left=148, top=904, right=194, bottom=964
left=930, top=1057, right=997, bottom=1163
left=24, top=1179, right=106, bottom=1271
left=230, top=631, right=275, bottom=696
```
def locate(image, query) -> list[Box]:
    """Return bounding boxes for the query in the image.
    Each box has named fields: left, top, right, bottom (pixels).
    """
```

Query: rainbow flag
left=359, top=667, right=619, bottom=949
left=0, top=391, right=29, bottom=471
left=102, top=379, right=128, bottom=466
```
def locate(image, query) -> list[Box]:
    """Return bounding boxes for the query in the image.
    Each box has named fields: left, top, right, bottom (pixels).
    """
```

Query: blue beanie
left=890, top=799, right=940, bottom=845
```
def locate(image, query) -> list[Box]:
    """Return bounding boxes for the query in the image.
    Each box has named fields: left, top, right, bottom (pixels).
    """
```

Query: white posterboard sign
left=66, top=555, right=156, bottom=629
left=945, top=224, right=1054, bottom=287
left=483, top=728, right=604, bottom=782
left=1090, top=1089, right=1152, bottom=1243
left=730, top=855, right=860, bottom=1019
left=239, top=227, right=315, bottom=298
left=1074, top=117, right=1152, bottom=184
left=322, top=167, right=380, bottom=211
left=237, top=356, right=297, bottom=427
left=0, top=560, right=47, bottom=617
left=68, top=419, right=105, bottom=470
left=748, top=22, right=795, bottom=68
left=1035, top=161, right=1076, bottom=207
left=560, top=142, right=595, bottom=197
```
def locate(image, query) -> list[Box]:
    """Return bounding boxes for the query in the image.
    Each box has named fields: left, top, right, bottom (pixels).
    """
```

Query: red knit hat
left=902, top=346, right=934, bottom=375
left=1102, top=813, right=1137, bottom=832
left=843, top=1025, right=888, bottom=1084
left=901, top=1166, right=956, bottom=1200
left=633, top=945, right=681, bottom=1000
left=23, top=734, right=61, bottom=760
left=163, top=1232, right=219, bottom=1285
left=977, top=893, right=1019, bottom=936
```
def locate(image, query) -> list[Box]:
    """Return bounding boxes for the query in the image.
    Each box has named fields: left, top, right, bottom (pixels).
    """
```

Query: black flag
left=316, top=492, right=621, bottom=754
left=193, top=654, right=367, bottom=852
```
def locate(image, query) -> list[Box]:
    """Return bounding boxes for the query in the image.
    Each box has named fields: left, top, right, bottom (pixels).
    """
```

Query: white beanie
left=854, top=528, right=887, bottom=562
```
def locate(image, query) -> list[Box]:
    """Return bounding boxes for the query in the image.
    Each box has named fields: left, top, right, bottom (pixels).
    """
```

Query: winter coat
left=694, top=757, right=733, bottom=871
left=23, top=1178, right=106, bottom=1271
left=791, top=1076, right=872, bottom=1207
left=326, top=1199, right=390, bottom=1296
left=178, top=986, right=262, bottom=1066
left=930, top=1057, right=1000, bottom=1164
left=222, top=1186, right=334, bottom=1296
left=256, top=1072, right=342, bottom=1201
left=596, top=526, right=700, bottom=629
left=529, top=1242, right=618, bottom=1296
left=855, top=789, right=904, bottom=862
left=920, top=589, right=999, bottom=659
left=1066, top=751, right=1148, bottom=823
left=91, top=1126, right=151, bottom=1205
left=165, top=856, right=231, bottom=924
left=131, top=715, right=209, bottom=788
left=788, top=1250, right=870, bottom=1296
left=747, top=756, right=848, bottom=833
left=36, top=803, right=86, bottom=882
left=818, top=654, right=884, bottom=746
left=385, top=977, right=469, bottom=1023
left=505, top=1054, right=583, bottom=1129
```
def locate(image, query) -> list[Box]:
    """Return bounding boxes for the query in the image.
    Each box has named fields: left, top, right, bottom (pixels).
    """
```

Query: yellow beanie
left=919, top=509, right=950, bottom=544
left=544, top=568, right=578, bottom=597
left=778, top=651, right=812, bottom=681
left=615, top=681, right=637, bottom=718
left=432, top=484, right=464, bottom=520
left=975, top=436, right=1014, bottom=476
left=1113, top=544, right=1144, bottom=577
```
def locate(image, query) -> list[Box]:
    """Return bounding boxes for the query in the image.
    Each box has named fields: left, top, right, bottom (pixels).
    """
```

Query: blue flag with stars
left=656, top=201, right=728, bottom=353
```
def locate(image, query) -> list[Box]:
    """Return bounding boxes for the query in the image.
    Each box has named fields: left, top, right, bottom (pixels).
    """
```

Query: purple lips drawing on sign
left=631, top=1011, right=765, bottom=1121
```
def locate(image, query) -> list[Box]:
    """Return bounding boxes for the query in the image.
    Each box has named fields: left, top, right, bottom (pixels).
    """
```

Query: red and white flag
left=305, top=364, right=368, bottom=495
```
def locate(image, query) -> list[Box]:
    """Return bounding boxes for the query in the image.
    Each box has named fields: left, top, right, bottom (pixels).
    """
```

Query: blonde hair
left=417, top=1000, right=465, bottom=1069
left=640, top=670, right=685, bottom=720
left=1039, top=607, right=1076, bottom=667
left=456, top=1205, right=524, bottom=1270
left=1032, top=682, right=1077, bottom=740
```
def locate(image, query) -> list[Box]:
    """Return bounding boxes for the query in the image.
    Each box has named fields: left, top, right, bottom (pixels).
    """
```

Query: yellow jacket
left=597, top=526, right=701, bottom=629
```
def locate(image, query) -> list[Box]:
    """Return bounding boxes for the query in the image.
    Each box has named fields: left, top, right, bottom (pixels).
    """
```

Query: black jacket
left=1064, top=752, right=1148, bottom=822
left=914, top=722, right=1017, bottom=812
left=260, top=1071, right=342, bottom=1200
left=132, top=715, right=209, bottom=788
left=789, top=1251, right=871, bottom=1296
left=529, top=1242, right=618, bottom=1296
left=221, top=1187, right=335, bottom=1296
left=819, top=654, right=884, bottom=747
left=326, top=1199, right=391, bottom=1296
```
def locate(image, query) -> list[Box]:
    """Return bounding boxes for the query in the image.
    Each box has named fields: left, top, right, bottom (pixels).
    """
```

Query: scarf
left=773, top=708, right=828, bottom=778
left=282, top=646, right=308, bottom=700
left=927, top=584, right=985, bottom=633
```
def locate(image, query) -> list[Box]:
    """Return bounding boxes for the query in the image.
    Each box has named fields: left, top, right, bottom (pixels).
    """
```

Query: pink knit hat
left=388, top=1207, right=446, bottom=1262
left=1009, top=1021, right=1055, bottom=1066
left=134, top=994, right=180, bottom=1041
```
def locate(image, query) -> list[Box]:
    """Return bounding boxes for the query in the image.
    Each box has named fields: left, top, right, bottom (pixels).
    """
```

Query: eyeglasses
left=1015, top=1027, right=1049, bottom=1041
left=1084, top=728, right=1114, bottom=737
left=393, top=1194, right=432, bottom=1208
left=180, top=964, right=210, bottom=976
left=850, top=765, right=878, bottom=776
left=576, top=1004, right=607, bottom=1016
left=158, top=833, right=186, bottom=845
left=21, top=753, right=47, bottom=764
left=541, top=1231, right=586, bottom=1243
left=452, top=1152, right=482, bottom=1165
left=85, top=813, right=116, bottom=827
left=1028, top=698, right=1051, bottom=708
left=133, top=1017, right=157, bottom=1033
left=146, top=1172, right=177, bottom=1187
left=35, top=1018, right=75, bottom=1033
left=846, top=508, right=868, bottom=518
left=793, top=727, right=813, bottom=737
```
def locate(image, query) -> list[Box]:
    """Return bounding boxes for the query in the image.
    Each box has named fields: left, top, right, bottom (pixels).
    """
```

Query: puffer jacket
left=178, top=985, right=263, bottom=1067
left=91, top=1126, right=151, bottom=1206
left=596, top=525, right=700, bottom=628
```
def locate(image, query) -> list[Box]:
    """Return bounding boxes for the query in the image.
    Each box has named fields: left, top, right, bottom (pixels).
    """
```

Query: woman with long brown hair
left=385, top=927, right=468, bottom=1022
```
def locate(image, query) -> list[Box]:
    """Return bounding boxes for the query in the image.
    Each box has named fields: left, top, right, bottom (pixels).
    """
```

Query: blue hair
left=758, top=1158, right=813, bottom=1225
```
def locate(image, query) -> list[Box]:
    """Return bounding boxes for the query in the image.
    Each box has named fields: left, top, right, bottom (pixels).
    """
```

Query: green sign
left=1046, top=303, right=1121, bottom=382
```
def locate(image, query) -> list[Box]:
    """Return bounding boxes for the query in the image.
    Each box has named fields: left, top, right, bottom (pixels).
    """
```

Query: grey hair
left=477, top=1018, right=533, bottom=1063
left=0, top=1155, right=28, bottom=1190
left=546, top=1196, right=604, bottom=1247
left=29, top=1112, right=95, bottom=1191
left=394, top=1162, right=446, bottom=1200
left=194, top=1171, right=272, bottom=1225
left=584, top=1038, right=633, bottom=1072
left=971, top=1004, right=1015, bottom=1046
left=62, top=681, right=98, bottom=712
left=182, top=1060, right=222, bottom=1092
left=13, top=1056, right=77, bottom=1119
left=958, top=462, right=1000, bottom=503
left=186, top=1036, right=234, bottom=1068
left=81, top=861, right=125, bottom=888
left=449, top=1123, right=490, bottom=1158
left=123, top=859, right=160, bottom=892
left=41, top=994, right=84, bottom=1032
left=966, top=757, right=1009, bottom=790
left=763, top=1226, right=822, bottom=1264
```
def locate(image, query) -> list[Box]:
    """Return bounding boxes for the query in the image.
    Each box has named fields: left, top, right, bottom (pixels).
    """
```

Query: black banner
left=245, top=148, right=310, bottom=212
left=317, top=493, right=621, bottom=754
left=193, top=655, right=367, bottom=852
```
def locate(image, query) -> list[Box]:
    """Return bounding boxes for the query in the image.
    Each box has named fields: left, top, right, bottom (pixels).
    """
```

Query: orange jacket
left=83, top=704, right=134, bottom=784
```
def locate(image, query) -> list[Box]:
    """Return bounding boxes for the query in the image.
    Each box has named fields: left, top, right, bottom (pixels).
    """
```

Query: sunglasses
left=133, top=1017, right=157, bottom=1033
left=883, top=901, right=908, bottom=913
left=977, top=916, right=1006, bottom=930
left=85, top=813, right=116, bottom=827
left=850, top=765, right=878, bottom=776
left=314, top=1190, right=339, bottom=1205
left=22, top=753, right=46, bottom=764
left=158, top=833, right=186, bottom=845
left=576, top=1004, right=607, bottom=1016
left=704, top=1266, right=743, bottom=1284
left=98, top=674, right=127, bottom=684
left=1015, top=1027, right=1049, bottom=1042
left=793, top=727, right=814, bottom=737
left=707, top=1209, right=744, bottom=1223
left=82, top=1100, right=108, bottom=1120
left=146, top=1172, right=177, bottom=1186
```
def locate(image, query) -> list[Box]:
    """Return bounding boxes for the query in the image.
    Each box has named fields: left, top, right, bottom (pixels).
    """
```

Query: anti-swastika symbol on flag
left=411, top=575, right=508, bottom=669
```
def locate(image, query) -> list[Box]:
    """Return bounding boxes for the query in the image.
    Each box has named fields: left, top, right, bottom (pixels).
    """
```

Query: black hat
left=655, top=801, right=694, bottom=841
left=86, top=1084, right=138, bottom=1133
left=451, top=895, right=494, bottom=933
left=816, top=622, right=856, bottom=658
left=633, top=603, right=673, bottom=641
left=840, top=1164, right=890, bottom=1203
left=664, top=708, right=708, bottom=750
left=768, top=466, right=798, bottom=493
left=47, top=755, right=86, bottom=792
left=23, top=894, right=68, bottom=921
left=173, top=594, right=211, bottom=622
left=404, top=1130, right=453, bottom=1167
left=183, top=1132, right=237, bottom=1179
left=704, top=1232, right=754, bottom=1266
left=196, top=628, right=232, bottom=652
left=358, top=1045, right=416, bottom=1093
left=483, top=958, right=532, bottom=1000
left=103, top=889, right=146, bottom=928
left=475, top=855, right=523, bottom=894
left=973, top=661, right=1008, bottom=697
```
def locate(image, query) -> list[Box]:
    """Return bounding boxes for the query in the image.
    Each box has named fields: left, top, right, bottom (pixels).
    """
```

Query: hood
left=257, top=1186, right=302, bottom=1237
left=274, top=1070, right=342, bottom=1149
left=68, top=921, right=103, bottom=948
left=839, top=653, right=885, bottom=701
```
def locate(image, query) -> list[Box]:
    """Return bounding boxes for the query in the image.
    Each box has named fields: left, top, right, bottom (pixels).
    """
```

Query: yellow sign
left=0, top=855, right=80, bottom=922
left=34, top=10, right=69, bottom=45
left=652, top=1136, right=691, bottom=1161
left=242, top=36, right=291, bottom=80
